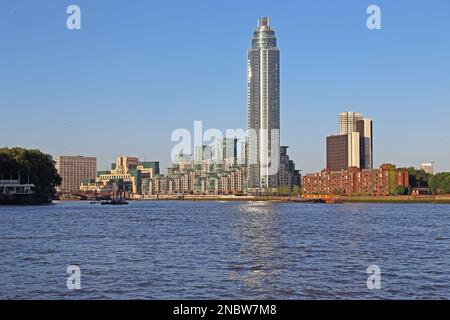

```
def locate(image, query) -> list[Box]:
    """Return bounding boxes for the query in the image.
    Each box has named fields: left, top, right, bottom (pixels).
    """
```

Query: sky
left=1, top=0, right=449, bottom=173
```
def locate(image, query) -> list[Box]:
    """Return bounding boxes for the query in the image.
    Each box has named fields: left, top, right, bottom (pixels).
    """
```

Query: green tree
left=394, top=186, right=408, bottom=195
left=407, top=167, right=432, bottom=188
left=429, top=173, right=450, bottom=195
left=291, top=185, right=302, bottom=196
left=277, top=185, right=290, bottom=196
left=0, top=147, right=61, bottom=196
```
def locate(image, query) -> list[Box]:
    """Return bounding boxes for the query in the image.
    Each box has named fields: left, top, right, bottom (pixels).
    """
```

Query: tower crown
left=258, top=17, right=271, bottom=30
left=252, top=16, right=277, bottom=48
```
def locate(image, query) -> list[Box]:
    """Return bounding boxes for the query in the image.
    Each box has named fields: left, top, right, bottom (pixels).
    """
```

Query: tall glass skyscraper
left=247, top=17, right=280, bottom=193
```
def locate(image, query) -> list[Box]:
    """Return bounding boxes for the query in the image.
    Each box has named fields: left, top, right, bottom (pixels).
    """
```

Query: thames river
left=0, top=201, right=449, bottom=299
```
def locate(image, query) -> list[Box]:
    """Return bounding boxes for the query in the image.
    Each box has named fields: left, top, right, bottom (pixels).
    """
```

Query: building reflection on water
left=225, top=201, right=290, bottom=297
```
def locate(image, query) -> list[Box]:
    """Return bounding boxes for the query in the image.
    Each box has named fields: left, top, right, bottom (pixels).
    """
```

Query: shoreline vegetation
left=58, top=194, right=450, bottom=204
left=1, top=147, right=62, bottom=205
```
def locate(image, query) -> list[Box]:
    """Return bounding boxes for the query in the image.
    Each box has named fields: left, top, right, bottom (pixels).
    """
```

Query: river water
left=0, top=201, right=449, bottom=299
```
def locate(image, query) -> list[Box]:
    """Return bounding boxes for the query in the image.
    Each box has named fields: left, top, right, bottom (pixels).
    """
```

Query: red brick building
left=302, top=164, right=409, bottom=196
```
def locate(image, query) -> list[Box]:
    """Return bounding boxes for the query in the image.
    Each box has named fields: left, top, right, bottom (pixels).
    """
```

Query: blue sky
left=1, top=0, right=449, bottom=173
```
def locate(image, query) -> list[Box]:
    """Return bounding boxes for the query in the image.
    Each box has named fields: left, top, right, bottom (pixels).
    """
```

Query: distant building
left=94, top=157, right=159, bottom=195
left=55, top=156, right=97, bottom=193
left=194, top=145, right=213, bottom=165
left=326, top=132, right=360, bottom=170
left=339, top=111, right=362, bottom=135
left=302, top=164, right=409, bottom=196
left=278, top=146, right=301, bottom=193
left=421, top=162, right=434, bottom=174
left=238, top=141, right=247, bottom=166
left=356, top=118, right=373, bottom=169
left=145, top=165, right=247, bottom=196
left=327, top=111, right=373, bottom=170
left=174, top=152, right=193, bottom=171
left=216, top=138, right=238, bottom=167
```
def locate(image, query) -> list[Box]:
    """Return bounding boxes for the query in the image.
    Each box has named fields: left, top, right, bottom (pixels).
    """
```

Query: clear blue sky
left=1, top=0, right=449, bottom=173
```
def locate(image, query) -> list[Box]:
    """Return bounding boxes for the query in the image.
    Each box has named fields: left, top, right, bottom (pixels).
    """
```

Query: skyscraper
left=327, top=111, right=373, bottom=170
left=216, top=138, right=238, bottom=166
left=356, top=118, right=373, bottom=169
left=247, top=17, right=280, bottom=193
left=339, top=112, right=362, bottom=135
left=194, top=145, right=213, bottom=164
left=421, top=162, right=434, bottom=174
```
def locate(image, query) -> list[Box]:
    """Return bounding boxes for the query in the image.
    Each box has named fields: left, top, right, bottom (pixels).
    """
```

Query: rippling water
left=0, top=201, right=449, bottom=299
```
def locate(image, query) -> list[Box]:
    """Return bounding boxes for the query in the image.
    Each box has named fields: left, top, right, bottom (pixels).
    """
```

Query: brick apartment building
left=302, top=164, right=409, bottom=196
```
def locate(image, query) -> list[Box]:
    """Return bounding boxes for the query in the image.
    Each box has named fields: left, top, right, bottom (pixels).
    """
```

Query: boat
left=0, top=178, right=52, bottom=205
left=100, top=198, right=128, bottom=205
left=100, top=182, right=129, bottom=205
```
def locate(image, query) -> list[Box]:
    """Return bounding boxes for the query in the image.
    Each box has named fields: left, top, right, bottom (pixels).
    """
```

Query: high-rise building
left=194, top=145, right=213, bottom=164
left=247, top=17, right=280, bottom=193
left=238, top=141, right=247, bottom=166
left=326, top=132, right=360, bottom=170
left=278, top=146, right=302, bottom=193
left=339, top=111, right=362, bottom=135
left=421, top=162, right=434, bottom=174
left=328, top=111, right=373, bottom=170
left=216, top=138, right=238, bottom=166
left=356, top=118, right=373, bottom=169
left=55, top=156, right=97, bottom=192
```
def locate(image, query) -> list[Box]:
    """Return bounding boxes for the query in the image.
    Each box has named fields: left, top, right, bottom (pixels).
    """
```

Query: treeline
left=407, top=167, right=450, bottom=195
left=429, top=173, right=450, bottom=194
left=0, top=147, right=61, bottom=196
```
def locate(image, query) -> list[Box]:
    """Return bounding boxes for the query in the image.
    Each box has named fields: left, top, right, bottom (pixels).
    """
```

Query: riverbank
left=339, top=195, right=450, bottom=204
left=141, top=194, right=308, bottom=202
left=136, top=194, right=450, bottom=204
left=53, top=194, right=450, bottom=204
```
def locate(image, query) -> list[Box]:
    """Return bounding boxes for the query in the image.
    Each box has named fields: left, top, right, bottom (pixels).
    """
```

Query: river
left=0, top=201, right=449, bottom=299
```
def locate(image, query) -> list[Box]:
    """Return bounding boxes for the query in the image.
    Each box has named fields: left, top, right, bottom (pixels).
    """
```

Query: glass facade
left=247, top=17, right=280, bottom=191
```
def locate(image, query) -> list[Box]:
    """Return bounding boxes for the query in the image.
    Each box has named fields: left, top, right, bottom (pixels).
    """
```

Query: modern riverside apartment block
left=55, top=156, right=97, bottom=193
left=302, top=164, right=410, bottom=196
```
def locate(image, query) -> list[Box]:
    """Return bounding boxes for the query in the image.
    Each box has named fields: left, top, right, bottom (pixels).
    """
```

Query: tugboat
left=101, top=182, right=128, bottom=205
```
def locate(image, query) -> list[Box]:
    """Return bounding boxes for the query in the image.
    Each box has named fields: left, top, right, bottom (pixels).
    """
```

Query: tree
left=0, top=147, right=61, bottom=196
left=429, top=173, right=450, bottom=195
left=291, top=185, right=302, bottom=196
left=407, top=167, right=432, bottom=188
left=394, top=186, right=408, bottom=195
left=276, top=185, right=290, bottom=196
